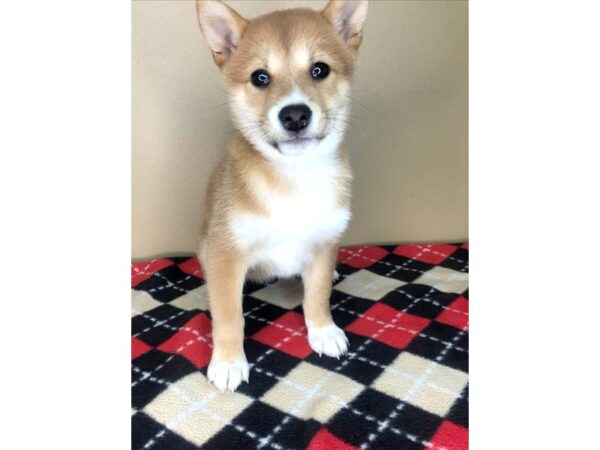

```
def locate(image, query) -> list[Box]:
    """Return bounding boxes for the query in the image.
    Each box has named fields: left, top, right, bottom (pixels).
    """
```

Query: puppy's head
left=196, top=0, right=368, bottom=159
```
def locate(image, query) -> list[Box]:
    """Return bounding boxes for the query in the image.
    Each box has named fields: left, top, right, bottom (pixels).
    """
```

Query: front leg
left=302, top=244, right=349, bottom=358
left=204, top=245, right=248, bottom=391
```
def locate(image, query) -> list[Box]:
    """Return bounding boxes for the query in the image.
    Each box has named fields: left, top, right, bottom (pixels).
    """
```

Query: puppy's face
left=197, top=1, right=368, bottom=158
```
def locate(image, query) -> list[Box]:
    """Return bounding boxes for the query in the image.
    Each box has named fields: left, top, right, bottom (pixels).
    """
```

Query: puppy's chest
left=264, top=185, right=347, bottom=240
left=231, top=166, right=350, bottom=270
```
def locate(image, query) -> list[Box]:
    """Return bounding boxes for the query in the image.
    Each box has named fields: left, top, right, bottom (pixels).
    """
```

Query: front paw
left=207, top=355, right=249, bottom=392
left=307, top=323, right=349, bottom=358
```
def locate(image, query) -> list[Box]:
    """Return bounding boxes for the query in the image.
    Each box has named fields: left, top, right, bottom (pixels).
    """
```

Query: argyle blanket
left=132, top=243, right=469, bottom=450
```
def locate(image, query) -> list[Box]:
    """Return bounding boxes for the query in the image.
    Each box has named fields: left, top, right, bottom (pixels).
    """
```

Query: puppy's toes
left=207, top=356, right=249, bottom=392
left=307, top=323, right=349, bottom=358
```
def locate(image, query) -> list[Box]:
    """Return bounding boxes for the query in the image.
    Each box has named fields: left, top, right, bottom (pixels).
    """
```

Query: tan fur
left=302, top=243, right=339, bottom=328
left=195, top=0, right=368, bottom=391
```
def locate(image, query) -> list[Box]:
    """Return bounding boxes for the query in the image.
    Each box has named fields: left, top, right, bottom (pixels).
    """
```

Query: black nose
left=278, top=104, right=312, bottom=132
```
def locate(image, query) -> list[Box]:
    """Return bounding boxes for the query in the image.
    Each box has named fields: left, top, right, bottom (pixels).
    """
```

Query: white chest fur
left=230, top=155, right=350, bottom=278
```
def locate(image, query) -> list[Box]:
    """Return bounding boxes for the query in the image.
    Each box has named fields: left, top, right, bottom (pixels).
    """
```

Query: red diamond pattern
left=338, top=246, right=389, bottom=269
left=436, top=296, right=469, bottom=331
left=178, top=257, right=204, bottom=278
left=157, top=312, right=212, bottom=369
left=132, top=336, right=152, bottom=360
left=393, top=243, right=457, bottom=265
left=308, top=428, right=360, bottom=450
left=251, top=311, right=312, bottom=358
left=131, top=259, right=173, bottom=287
left=430, top=420, right=468, bottom=450
left=346, top=303, right=430, bottom=349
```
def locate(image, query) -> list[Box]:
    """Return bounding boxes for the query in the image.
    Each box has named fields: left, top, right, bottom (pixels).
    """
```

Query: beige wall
left=132, top=0, right=468, bottom=260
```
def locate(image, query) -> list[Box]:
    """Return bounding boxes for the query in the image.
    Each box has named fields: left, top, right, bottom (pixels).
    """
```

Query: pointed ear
left=196, top=0, right=247, bottom=67
left=322, top=0, right=369, bottom=51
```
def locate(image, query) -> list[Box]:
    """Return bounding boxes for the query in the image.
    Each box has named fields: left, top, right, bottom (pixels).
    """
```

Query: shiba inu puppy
left=195, top=0, right=368, bottom=391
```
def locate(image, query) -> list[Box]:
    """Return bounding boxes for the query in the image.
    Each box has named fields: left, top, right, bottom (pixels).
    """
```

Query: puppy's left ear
left=322, top=0, right=369, bottom=51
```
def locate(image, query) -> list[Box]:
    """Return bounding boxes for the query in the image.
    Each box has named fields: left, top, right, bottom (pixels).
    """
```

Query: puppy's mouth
left=272, top=136, right=323, bottom=153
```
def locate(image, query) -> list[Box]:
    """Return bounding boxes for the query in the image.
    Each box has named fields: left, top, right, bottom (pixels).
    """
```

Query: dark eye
left=251, top=69, right=270, bottom=87
left=311, top=62, right=330, bottom=80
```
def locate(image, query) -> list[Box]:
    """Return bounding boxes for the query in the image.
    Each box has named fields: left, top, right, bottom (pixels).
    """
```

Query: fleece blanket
left=132, top=243, right=469, bottom=450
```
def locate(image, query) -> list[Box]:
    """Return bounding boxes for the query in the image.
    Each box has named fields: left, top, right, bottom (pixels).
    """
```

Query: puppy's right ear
left=196, top=0, right=247, bottom=67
